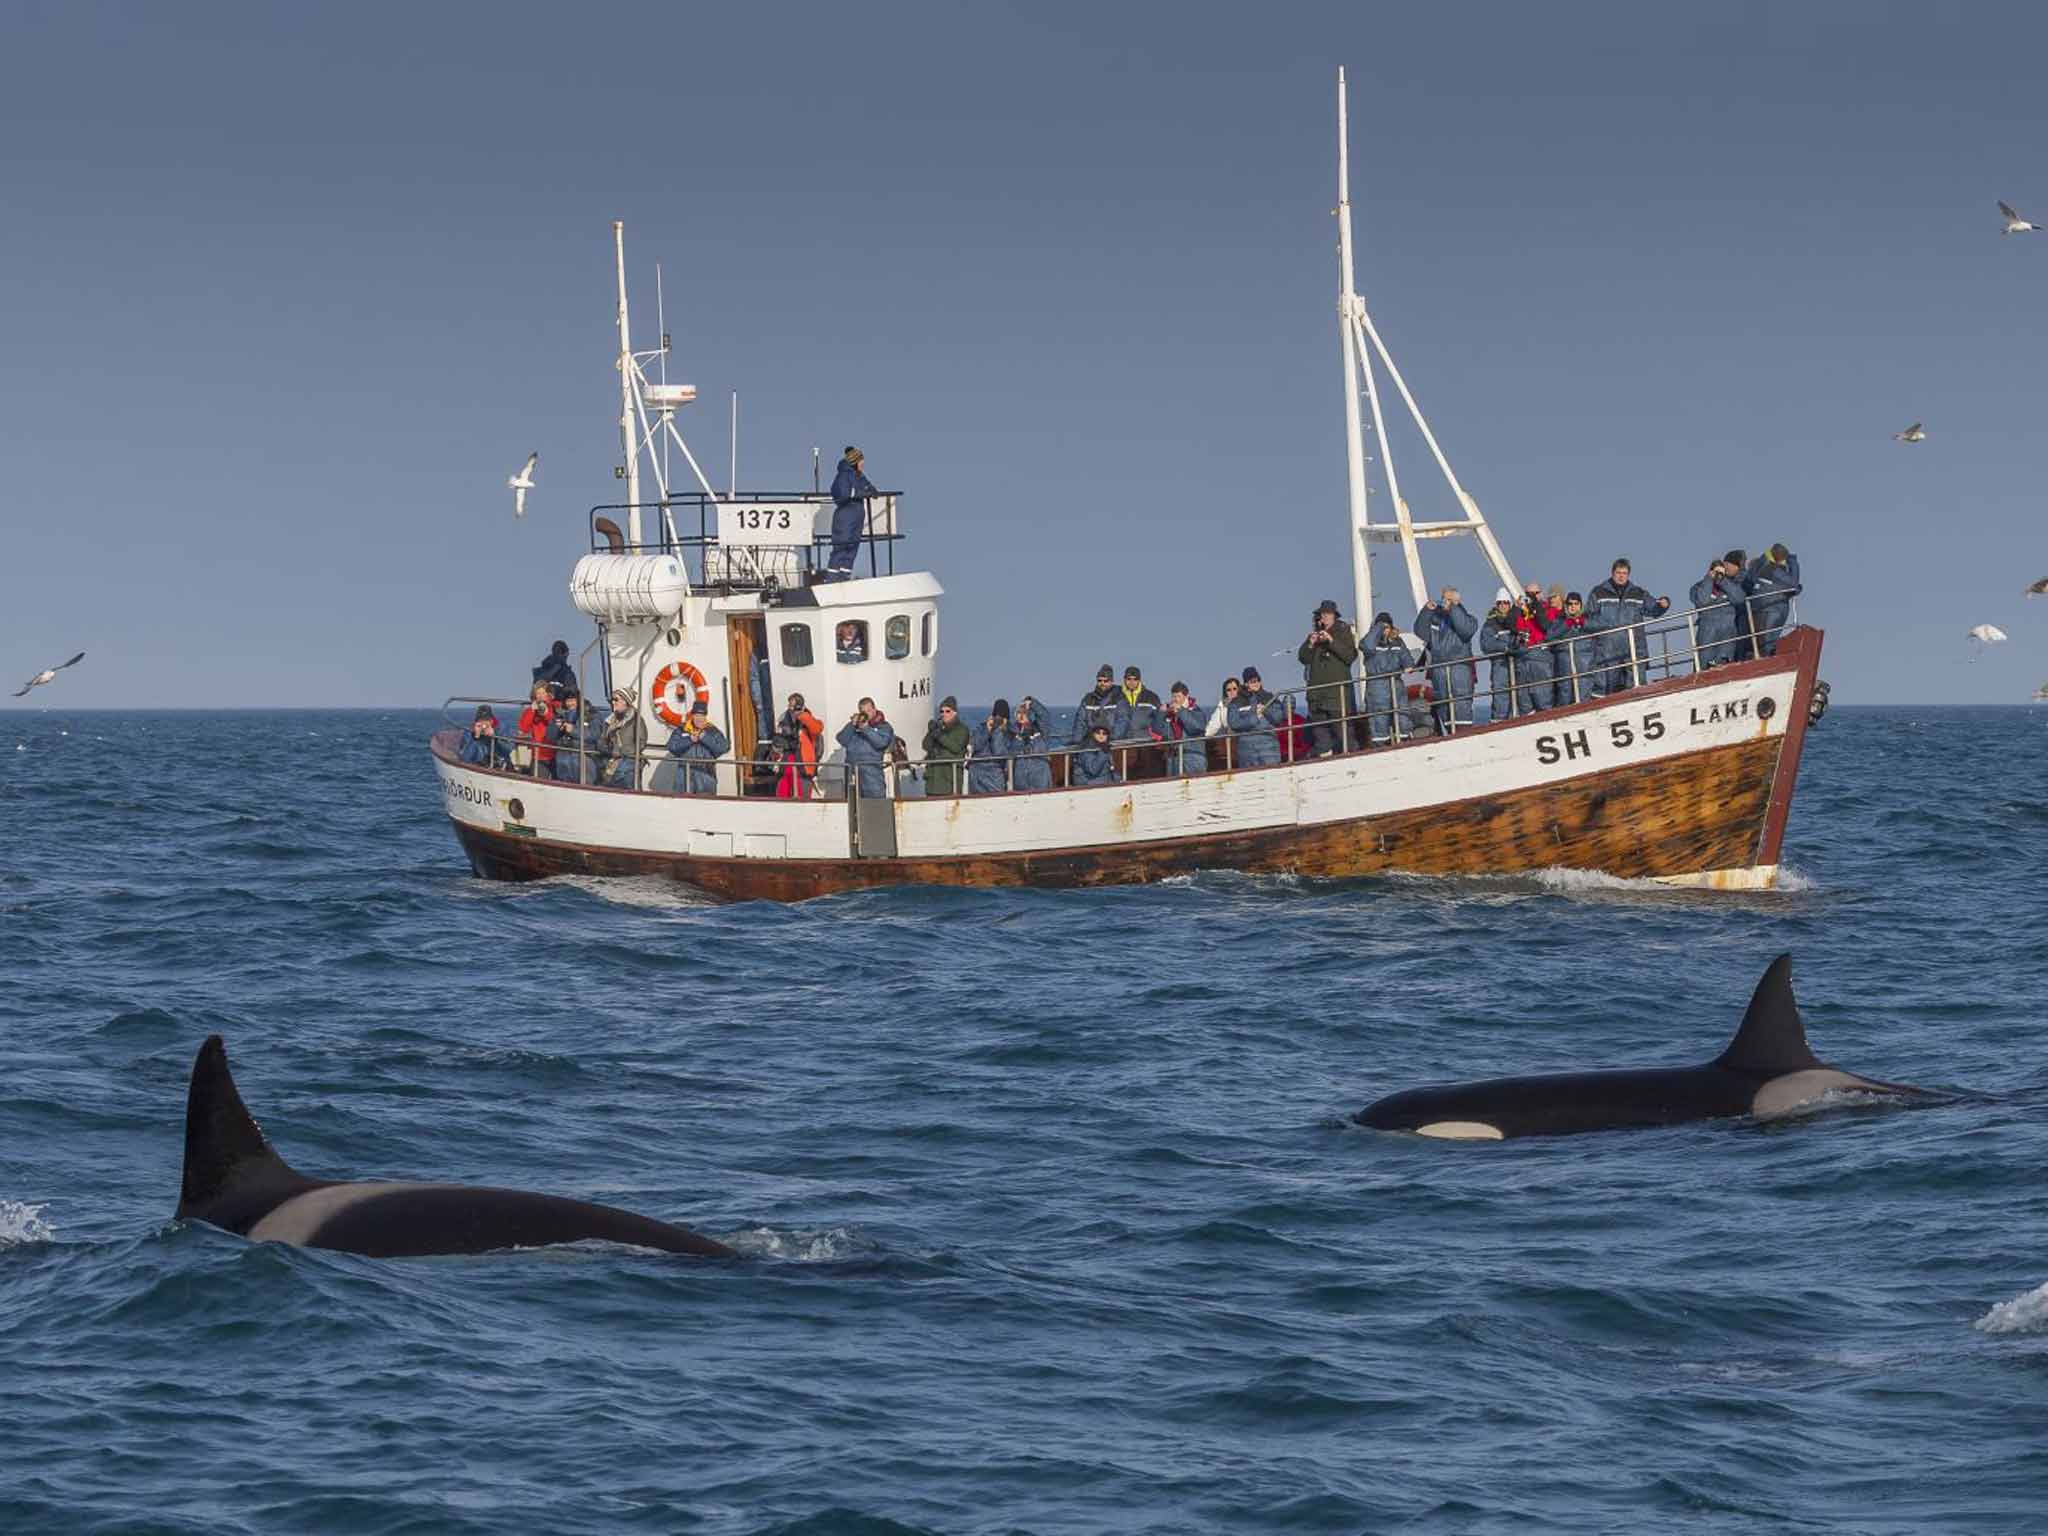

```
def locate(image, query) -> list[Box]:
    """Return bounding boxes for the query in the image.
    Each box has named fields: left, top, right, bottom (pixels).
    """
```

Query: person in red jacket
left=516, top=680, right=556, bottom=779
left=775, top=692, right=824, bottom=799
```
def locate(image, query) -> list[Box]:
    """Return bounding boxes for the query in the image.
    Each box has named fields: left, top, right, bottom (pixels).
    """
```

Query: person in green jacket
left=1296, top=598, right=1360, bottom=758
left=921, top=695, right=972, bottom=797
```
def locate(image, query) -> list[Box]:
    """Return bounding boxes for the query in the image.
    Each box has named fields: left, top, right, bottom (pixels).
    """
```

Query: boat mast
left=615, top=220, right=642, bottom=546
left=1333, top=74, right=1520, bottom=614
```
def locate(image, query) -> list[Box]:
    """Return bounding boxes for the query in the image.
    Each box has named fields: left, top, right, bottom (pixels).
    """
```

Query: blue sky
left=2, top=1, right=2043, bottom=709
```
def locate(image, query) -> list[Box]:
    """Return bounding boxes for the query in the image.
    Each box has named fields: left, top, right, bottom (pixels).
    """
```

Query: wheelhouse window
left=834, top=620, right=869, bottom=664
left=780, top=623, right=814, bottom=668
left=921, top=611, right=935, bottom=656
left=885, top=615, right=912, bottom=660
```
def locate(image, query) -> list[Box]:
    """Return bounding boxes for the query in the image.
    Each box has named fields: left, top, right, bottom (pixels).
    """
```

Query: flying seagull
left=1893, top=422, right=1926, bottom=444
left=2026, top=576, right=2048, bottom=597
left=1999, top=201, right=2038, bottom=235
left=14, top=651, right=85, bottom=698
left=508, top=452, right=538, bottom=518
left=1968, top=623, right=2008, bottom=660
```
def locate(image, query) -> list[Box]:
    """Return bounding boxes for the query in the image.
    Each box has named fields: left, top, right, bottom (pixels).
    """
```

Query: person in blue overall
left=1004, top=697, right=1053, bottom=791
left=1586, top=558, right=1671, bottom=695
left=1688, top=551, right=1752, bottom=669
left=1226, top=666, right=1288, bottom=768
left=968, top=700, right=1012, bottom=795
left=457, top=706, right=512, bottom=767
left=825, top=446, right=877, bottom=580
left=1163, top=682, right=1208, bottom=776
left=1360, top=612, right=1415, bottom=744
left=835, top=697, right=896, bottom=798
left=666, top=701, right=730, bottom=795
left=1069, top=722, right=1121, bottom=786
left=1742, top=544, right=1802, bottom=657
left=1070, top=665, right=1122, bottom=744
left=1478, top=591, right=1526, bottom=720
left=1550, top=592, right=1598, bottom=706
left=1415, top=586, right=1478, bottom=732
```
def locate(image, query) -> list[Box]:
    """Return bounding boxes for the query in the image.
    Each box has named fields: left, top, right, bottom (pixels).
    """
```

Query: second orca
left=1356, top=954, right=1924, bottom=1140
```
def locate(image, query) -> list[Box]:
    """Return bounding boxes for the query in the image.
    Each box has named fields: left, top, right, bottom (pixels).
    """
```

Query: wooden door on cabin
left=726, top=616, right=767, bottom=771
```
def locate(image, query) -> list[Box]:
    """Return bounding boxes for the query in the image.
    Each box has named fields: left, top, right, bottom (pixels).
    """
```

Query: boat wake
left=1975, top=1280, right=2048, bottom=1335
left=721, top=1225, right=875, bottom=1262
left=547, top=875, right=719, bottom=912
left=0, top=1200, right=56, bottom=1246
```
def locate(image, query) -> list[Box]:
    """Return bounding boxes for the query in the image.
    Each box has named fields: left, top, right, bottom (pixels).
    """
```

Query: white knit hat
left=1494, top=586, right=1513, bottom=603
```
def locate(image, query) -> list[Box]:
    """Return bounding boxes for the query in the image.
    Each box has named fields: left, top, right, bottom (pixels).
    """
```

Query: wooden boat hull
left=436, top=629, right=1823, bottom=902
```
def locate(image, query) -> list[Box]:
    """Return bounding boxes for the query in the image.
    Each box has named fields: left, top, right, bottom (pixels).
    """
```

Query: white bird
left=1999, top=200, right=2037, bottom=235
left=507, top=452, right=538, bottom=518
left=1893, top=422, right=1926, bottom=444
left=1967, top=623, right=2009, bottom=661
left=13, top=651, right=85, bottom=698
left=2026, top=576, right=2048, bottom=597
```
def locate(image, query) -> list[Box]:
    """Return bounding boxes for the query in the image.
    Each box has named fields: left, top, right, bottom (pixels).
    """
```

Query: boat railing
left=440, top=590, right=1803, bottom=803
left=586, top=492, right=906, bottom=590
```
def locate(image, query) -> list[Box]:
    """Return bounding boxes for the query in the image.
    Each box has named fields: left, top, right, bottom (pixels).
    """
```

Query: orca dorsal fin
left=1713, top=954, right=1824, bottom=1077
left=177, top=1035, right=300, bottom=1222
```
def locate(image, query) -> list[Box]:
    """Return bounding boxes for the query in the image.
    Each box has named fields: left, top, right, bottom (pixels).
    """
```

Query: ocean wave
left=1975, top=1281, right=2048, bottom=1335
left=722, top=1226, right=874, bottom=1262
left=0, top=1200, right=56, bottom=1246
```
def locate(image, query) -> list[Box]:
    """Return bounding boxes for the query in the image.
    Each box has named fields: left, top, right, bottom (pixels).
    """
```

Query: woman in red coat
left=516, top=680, right=557, bottom=779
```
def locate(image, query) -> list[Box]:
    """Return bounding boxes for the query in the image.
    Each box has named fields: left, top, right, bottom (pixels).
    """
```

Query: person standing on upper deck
left=1297, top=598, right=1360, bottom=758
left=532, top=640, right=577, bottom=701
left=1688, top=551, right=1751, bottom=670
left=1742, top=544, right=1802, bottom=658
left=666, top=700, right=730, bottom=796
left=1415, top=586, right=1478, bottom=732
left=836, top=697, right=896, bottom=798
left=1071, top=665, right=1122, bottom=744
left=1586, top=558, right=1671, bottom=695
left=825, top=446, right=877, bottom=581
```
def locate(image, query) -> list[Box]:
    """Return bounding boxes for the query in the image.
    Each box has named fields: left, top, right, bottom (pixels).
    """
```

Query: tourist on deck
left=1227, top=666, right=1288, bottom=768
left=458, top=705, right=511, bottom=768
left=1297, top=598, right=1360, bottom=758
left=1071, top=665, right=1122, bottom=744
left=1551, top=592, right=1596, bottom=706
left=1360, top=612, right=1415, bottom=745
left=1478, top=590, right=1527, bottom=721
left=922, top=696, right=971, bottom=797
left=775, top=693, right=824, bottom=798
left=825, top=446, right=877, bottom=580
left=1743, top=544, right=1802, bottom=657
left=1164, top=682, right=1208, bottom=776
left=1688, top=552, right=1751, bottom=670
left=1005, top=697, right=1053, bottom=791
left=1206, top=676, right=1241, bottom=751
left=1116, top=665, right=1164, bottom=740
left=968, top=700, right=1011, bottom=795
left=532, top=639, right=576, bottom=701
left=1416, top=586, right=1478, bottom=732
left=1511, top=595, right=1556, bottom=715
left=837, top=697, right=896, bottom=799
left=835, top=621, right=867, bottom=663
left=889, top=735, right=923, bottom=797
left=1586, top=558, right=1671, bottom=695
left=550, top=688, right=597, bottom=784
left=666, top=700, right=729, bottom=796
left=1070, top=722, right=1121, bottom=787
left=516, top=681, right=557, bottom=779
left=597, top=687, right=647, bottom=790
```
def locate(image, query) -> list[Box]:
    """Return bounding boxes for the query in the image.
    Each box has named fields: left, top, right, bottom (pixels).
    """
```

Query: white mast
left=1332, top=74, right=1519, bottom=615
left=614, top=220, right=641, bottom=546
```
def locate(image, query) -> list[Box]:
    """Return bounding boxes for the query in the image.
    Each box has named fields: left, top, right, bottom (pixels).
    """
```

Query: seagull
left=2026, top=576, right=2048, bottom=597
left=1893, top=422, right=1926, bottom=444
left=1967, top=623, right=2008, bottom=660
left=13, top=651, right=85, bottom=698
left=1999, top=200, right=2037, bottom=235
left=508, top=452, right=538, bottom=518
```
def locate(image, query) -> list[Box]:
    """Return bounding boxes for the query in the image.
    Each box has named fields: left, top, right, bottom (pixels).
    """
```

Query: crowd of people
left=455, top=547, right=1801, bottom=799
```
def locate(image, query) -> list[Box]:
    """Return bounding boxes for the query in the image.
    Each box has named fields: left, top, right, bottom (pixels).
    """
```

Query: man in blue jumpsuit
left=826, top=446, right=877, bottom=580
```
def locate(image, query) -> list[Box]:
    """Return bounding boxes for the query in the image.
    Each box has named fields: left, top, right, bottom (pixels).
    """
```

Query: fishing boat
left=430, top=73, right=1826, bottom=901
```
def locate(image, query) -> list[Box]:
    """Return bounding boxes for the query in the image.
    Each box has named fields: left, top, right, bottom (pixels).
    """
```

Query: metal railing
left=586, top=492, right=906, bottom=590
left=442, top=591, right=1804, bottom=804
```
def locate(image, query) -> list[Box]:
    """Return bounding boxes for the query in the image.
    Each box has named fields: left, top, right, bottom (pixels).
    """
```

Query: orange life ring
left=650, top=660, right=711, bottom=727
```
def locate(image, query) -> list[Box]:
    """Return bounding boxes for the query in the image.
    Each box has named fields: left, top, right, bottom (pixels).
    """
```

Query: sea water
left=3, top=706, right=2045, bottom=1534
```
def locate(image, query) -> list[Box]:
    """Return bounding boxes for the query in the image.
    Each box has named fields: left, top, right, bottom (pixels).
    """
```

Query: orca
left=1355, top=955, right=1923, bottom=1140
left=175, top=1036, right=735, bottom=1259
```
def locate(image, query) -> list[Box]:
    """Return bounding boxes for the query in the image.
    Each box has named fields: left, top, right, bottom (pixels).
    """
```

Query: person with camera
left=1163, top=682, right=1208, bottom=776
left=664, top=699, right=730, bottom=796
left=1551, top=592, right=1596, bottom=705
left=1359, top=612, right=1415, bottom=744
left=549, top=687, right=598, bottom=784
left=968, top=699, right=1013, bottom=795
left=774, top=692, right=824, bottom=798
left=1586, top=557, right=1671, bottom=695
left=596, top=686, right=647, bottom=790
left=1688, top=551, right=1752, bottom=670
left=1070, top=721, right=1121, bottom=787
left=514, top=679, right=556, bottom=779
left=1742, top=543, right=1802, bottom=657
left=1415, top=586, right=1479, bottom=731
left=1003, top=697, right=1053, bottom=791
left=922, top=696, right=972, bottom=797
left=825, top=446, right=877, bottom=581
left=836, top=697, right=896, bottom=799
left=458, top=705, right=512, bottom=768
left=1226, top=666, right=1289, bottom=767
left=1478, top=590, right=1528, bottom=721
left=1507, top=594, right=1557, bottom=716
left=1295, top=598, right=1361, bottom=758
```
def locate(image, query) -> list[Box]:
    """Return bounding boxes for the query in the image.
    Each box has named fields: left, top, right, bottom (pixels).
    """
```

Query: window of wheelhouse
left=834, top=619, right=869, bottom=664
left=780, top=624, right=814, bottom=667
left=921, top=611, right=935, bottom=656
left=885, top=615, right=911, bottom=660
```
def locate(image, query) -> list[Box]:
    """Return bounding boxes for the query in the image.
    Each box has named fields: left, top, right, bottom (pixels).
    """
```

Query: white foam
left=549, top=874, right=717, bottom=911
left=1975, top=1281, right=2048, bottom=1335
left=722, top=1225, right=867, bottom=1262
left=0, top=1200, right=56, bottom=1246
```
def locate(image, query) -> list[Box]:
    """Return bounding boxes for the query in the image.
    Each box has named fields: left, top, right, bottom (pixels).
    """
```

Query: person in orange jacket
left=774, top=692, right=824, bottom=799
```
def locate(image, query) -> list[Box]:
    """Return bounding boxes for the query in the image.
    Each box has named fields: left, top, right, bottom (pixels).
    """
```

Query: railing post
left=1626, top=625, right=1639, bottom=691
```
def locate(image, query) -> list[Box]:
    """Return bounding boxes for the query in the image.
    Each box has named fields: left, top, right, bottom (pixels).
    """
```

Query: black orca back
left=177, top=1035, right=315, bottom=1233
left=1712, top=954, right=1823, bottom=1079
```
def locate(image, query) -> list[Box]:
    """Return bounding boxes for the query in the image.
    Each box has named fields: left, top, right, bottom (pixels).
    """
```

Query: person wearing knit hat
left=1116, top=665, right=1164, bottom=749
left=597, top=684, right=647, bottom=790
left=531, top=637, right=577, bottom=700
left=1478, top=592, right=1528, bottom=722
left=1416, top=583, right=1479, bottom=733
left=774, top=691, right=825, bottom=799
left=458, top=704, right=511, bottom=768
left=1164, top=681, right=1208, bottom=777
left=1360, top=610, right=1414, bottom=746
left=1070, top=720, right=1122, bottom=787
left=1690, top=551, right=1754, bottom=673
left=922, top=696, right=971, bottom=798
left=968, top=698, right=1013, bottom=795
left=1225, top=666, right=1288, bottom=768
left=1742, top=543, right=1802, bottom=659
left=1071, top=665, right=1121, bottom=745
left=824, top=446, right=878, bottom=580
